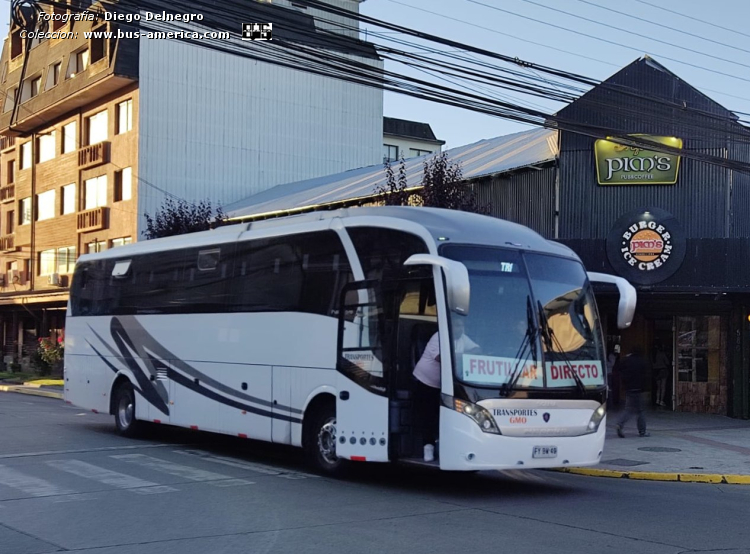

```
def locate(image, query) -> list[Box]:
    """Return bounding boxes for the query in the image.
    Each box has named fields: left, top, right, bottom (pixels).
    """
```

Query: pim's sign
left=594, top=135, right=682, bottom=185
left=606, top=208, right=686, bottom=285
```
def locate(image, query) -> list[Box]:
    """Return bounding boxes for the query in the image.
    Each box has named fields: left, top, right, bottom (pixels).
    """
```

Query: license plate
left=532, top=446, right=558, bottom=458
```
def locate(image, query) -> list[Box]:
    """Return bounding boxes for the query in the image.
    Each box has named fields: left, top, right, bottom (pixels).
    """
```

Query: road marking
left=0, top=443, right=191, bottom=460
left=500, top=470, right=549, bottom=483
left=174, top=450, right=317, bottom=479
left=111, top=454, right=255, bottom=486
left=0, top=464, right=75, bottom=497
left=49, top=460, right=178, bottom=495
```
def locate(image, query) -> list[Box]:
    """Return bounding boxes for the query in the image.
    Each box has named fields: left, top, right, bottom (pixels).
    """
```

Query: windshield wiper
left=537, top=300, right=586, bottom=396
left=503, top=296, right=539, bottom=396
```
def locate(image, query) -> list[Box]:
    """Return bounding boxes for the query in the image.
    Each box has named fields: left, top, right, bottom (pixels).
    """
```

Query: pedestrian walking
left=616, top=346, right=650, bottom=438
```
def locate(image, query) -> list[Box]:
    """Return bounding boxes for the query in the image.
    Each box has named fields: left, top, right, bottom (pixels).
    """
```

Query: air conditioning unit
left=48, top=273, right=61, bottom=286
left=9, top=270, right=19, bottom=284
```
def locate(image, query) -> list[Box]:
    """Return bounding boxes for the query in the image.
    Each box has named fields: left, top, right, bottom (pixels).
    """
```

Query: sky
left=2, top=0, right=749, bottom=150
left=359, top=0, right=750, bottom=149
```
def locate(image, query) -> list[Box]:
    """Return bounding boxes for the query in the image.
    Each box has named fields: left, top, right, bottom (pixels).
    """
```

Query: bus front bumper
left=438, top=408, right=607, bottom=471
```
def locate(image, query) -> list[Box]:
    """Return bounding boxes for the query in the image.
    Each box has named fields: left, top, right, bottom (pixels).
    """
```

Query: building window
left=86, top=109, right=107, bottom=145
left=90, top=27, right=106, bottom=63
left=37, top=131, right=56, bottom=163
left=111, top=237, right=132, bottom=248
left=57, top=246, right=76, bottom=274
left=84, top=174, right=107, bottom=209
left=40, top=249, right=56, bottom=276
left=383, top=144, right=398, bottom=163
left=62, top=121, right=77, bottom=154
left=677, top=316, right=722, bottom=383
left=3, top=88, right=17, bottom=113
left=19, top=142, right=32, bottom=169
left=6, top=210, right=14, bottom=234
left=61, top=184, right=76, bottom=215
left=19, top=197, right=32, bottom=225
left=410, top=148, right=433, bottom=157
left=87, top=240, right=107, bottom=254
left=6, top=160, right=15, bottom=184
left=37, top=189, right=55, bottom=221
left=46, top=62, right=61, bottom=90
left=52, top=6, right=67, bottom=31
left=30, top=77, right=41, bottom=99
left=10, top=30, right=22, bottom=59
left=114, top=167, right=132, bottom=201
left=116, top=99, right=133, bottom=134
left=67, top=48, right=89, bottom=78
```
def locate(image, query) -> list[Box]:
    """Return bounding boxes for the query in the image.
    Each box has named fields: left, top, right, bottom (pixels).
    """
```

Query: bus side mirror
left=587, top=272, right=637, bottom=329
left=403, top=254, right=470, bottom=316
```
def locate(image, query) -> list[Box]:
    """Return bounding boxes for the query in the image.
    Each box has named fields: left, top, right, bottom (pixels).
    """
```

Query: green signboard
left=594, top=135, right=682, bottom=185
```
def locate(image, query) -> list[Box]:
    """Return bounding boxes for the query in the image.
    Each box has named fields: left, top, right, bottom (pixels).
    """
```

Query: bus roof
left=78, top=207, right=576, bottom=263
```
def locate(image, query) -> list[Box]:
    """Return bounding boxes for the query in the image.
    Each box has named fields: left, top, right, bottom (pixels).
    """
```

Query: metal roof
left=225, top=127, right=558, bottom=220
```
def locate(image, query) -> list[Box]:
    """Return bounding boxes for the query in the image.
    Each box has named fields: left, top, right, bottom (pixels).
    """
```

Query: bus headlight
left=442, top=395, right=501, bottom=434
left=585, top=404, right=606, bottom=434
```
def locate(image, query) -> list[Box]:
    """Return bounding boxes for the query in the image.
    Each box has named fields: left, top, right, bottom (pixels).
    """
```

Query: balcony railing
left=78, top=141, right=110, bottom=169
left=0, top=234, right=14, bottom=252
left=0, top=184, right=15, bottom=203
left=0, top=136, right=16, bottom=150
left=76, top=206, right=107, bottom=232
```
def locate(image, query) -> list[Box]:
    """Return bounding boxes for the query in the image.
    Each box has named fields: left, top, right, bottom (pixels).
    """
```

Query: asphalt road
left=1, top=393, right=749, bottom=554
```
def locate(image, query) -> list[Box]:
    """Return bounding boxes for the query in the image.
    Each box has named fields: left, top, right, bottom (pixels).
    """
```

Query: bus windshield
left=440, top=245, right=605, bottom=390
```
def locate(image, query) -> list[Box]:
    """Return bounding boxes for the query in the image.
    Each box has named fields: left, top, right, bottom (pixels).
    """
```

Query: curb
left=552, top=467, right=750, bottom=485
left=23, top=380, right=64, bottom=387
left=0, top=385, right=64, bottom=400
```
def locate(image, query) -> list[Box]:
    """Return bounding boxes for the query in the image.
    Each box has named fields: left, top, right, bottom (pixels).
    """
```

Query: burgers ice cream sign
left=606, top=208, right=686, bottom=285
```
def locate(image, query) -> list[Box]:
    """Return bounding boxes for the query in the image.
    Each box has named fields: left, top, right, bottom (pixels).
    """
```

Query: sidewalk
left=557, top=405, right=750, bottom=484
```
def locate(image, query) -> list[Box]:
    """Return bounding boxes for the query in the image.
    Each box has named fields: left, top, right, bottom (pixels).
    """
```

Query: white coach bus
left=64, top=206, right=636, bottom=474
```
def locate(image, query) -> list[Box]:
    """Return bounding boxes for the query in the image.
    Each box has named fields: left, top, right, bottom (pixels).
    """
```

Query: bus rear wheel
left=113, top=382, right=141, bottom=437
left=305, top=403, right=346, bottom=476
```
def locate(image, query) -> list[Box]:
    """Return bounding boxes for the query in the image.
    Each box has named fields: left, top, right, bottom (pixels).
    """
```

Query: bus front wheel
left=304, top=403, right=346, bottom=476
left=113, top=382, right=141, bottom=437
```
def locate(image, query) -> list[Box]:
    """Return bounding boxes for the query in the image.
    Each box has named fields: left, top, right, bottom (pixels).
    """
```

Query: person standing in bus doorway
left=616, top=346, right=650, bottom=438
left=413, top=317, right=480, bottom=458
left=653, top=342, right=671, bottom=407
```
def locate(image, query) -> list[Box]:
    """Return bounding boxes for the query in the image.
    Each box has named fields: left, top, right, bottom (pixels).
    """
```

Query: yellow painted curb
left=24, top=379, right=64, bottom=387
left=0, top=385, right=63, bottom=399
left=551, top=467, right=750, bottom=485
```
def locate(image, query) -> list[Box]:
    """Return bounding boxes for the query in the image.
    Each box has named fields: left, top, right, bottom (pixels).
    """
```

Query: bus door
left=335, top=282, right=391, bottom=462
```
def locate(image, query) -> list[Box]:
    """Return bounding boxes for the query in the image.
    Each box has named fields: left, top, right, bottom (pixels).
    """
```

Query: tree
left=143, top=198, right=226, bottom=240
left=376, top=152, right=490, bottom=214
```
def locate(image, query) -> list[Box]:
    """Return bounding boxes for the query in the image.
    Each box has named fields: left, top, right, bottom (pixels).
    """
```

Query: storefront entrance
left=603, top=303, right=728, bottom=415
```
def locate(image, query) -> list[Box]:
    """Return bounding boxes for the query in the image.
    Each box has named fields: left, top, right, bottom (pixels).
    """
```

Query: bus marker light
left=238, top=433, right=248, bottom=438
left=153, top=419, right=161, bottom=424
left=190, top=425, right=199, bottom=430
left=351, top=456, right=366, bottom=462
left=92, top=409, right=98, bottom=414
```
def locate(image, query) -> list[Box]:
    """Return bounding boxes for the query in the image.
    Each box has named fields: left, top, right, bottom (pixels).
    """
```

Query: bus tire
left=113, top=382, right=140, bottom=438
left=304, top=402, right=346, bottom=476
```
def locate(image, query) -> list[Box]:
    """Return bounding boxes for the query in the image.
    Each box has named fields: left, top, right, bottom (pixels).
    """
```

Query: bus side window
left=231, top=231, right=352, bottom=318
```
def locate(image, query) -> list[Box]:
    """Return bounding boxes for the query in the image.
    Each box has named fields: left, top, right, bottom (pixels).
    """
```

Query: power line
left=518, top=0, right=750, bottom=67
left=20, top=0, right=750, bottom=173
left=573, top=0, right=750, bottom=55
left=465, top=0, right=750, bottom=85
left=631, top=0, right=750, bottom=41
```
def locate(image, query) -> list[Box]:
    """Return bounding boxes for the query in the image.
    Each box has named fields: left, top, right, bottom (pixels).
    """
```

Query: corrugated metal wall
left=467, top=165, right=556, bottom=239
left=556, top=58, right=750, bottom=240
left=137, top=38, right=383, bottom=236
left=557, top=238, right=750, bottom=291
